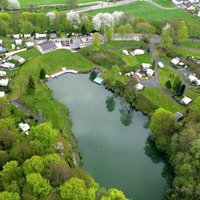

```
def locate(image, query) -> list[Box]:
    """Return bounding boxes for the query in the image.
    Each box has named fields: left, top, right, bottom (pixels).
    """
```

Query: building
left=180, top=96, right=192, bottom=105
left=195, top=79, right=200, bottom=86
left=19, top=123, right=30, bottom=135
left=93, top=77, right=104, bottom=85
left=24, top=34, right=31, bottom=38
left=13, top=34, right=20, bottom=39
left=0, top=71, right=6, bottom=77
left=174, top=112, right=184, bottom=121
left=12, top=55, right=26, bottom=64
left=171, top=57, right=180, bottom=65
left=188, top=74, right=198, bottom=82
left=70, top=38, right=81, bottom=51
left=146, top=68, right=155, bottom=76
left=135, top=83, right=144, bottom=91
left=172, top=0, right=183, bottom=4
left=0, top=79, right=9, bottom=87
left=38, top=41, right=57, bottom=53
left=158, top=62, right=164, bottom=68
left=0, top=62, right=15, bottom=69
left=185, top=2, right=196, bottom=11
left=26, top=42, right=35, bottom=48
left=142, top=63, right=151, bottom=71
left=15, top=39, right=22, bottom=46
left=35, top=33, right=47, bottom=40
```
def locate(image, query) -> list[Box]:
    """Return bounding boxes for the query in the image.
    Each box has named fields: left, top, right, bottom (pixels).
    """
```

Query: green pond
left=48, top=74, right=168, bottom=200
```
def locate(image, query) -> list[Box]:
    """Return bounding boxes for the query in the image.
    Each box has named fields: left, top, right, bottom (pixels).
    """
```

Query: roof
left=181, top=96, right=192, bottom=105
left=174, top=112, right=184, bottom=121
left=158, top=62, right=164, bottom=68
left=39, top=41, right=57, bottom=52
left=0, top=79, right=9, bottom=87
left=0, top=71, right=6, bottom=76
left=93, top=77, right=104, bottom=85
left=0, top=46, right=6, bottom=53
left=70, top=38, right=81, bottom=50
left=12, top=55, right=25, bottom=63
left=135, top=83, right=144, bottom=91
left=142, top=63, right=151, bottom=69
left=146, top=68, right=155, bottom=76
left=133, top=49, right=145, bottom=55
left=171, top=57, right=180, bottom=65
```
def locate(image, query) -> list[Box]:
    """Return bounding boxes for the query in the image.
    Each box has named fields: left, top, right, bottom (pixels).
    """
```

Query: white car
left=158, top=62, right=164, bottom=68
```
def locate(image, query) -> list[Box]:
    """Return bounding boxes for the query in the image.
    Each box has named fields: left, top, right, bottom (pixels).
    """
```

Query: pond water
left=48, top=74, right=167, bottom=200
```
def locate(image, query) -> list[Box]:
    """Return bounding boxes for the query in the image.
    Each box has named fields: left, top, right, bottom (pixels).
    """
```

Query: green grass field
left=153, top=0, right=175, bottom=7
left=88, top=2, right=200, bottom=33
left=158, top=66, right=183, bottom=90
left=19, top=0, right=103, bottom=8
left=141, top=87, right=185, bottom=113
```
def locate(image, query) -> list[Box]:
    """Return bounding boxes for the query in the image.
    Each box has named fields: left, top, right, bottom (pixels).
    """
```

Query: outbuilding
left=174, top=112, right=184, bottom=121
left=180, top=96, right=192, bottom=105
left=19, top=123, right=30, bottom=135
left=12, top=55, right=25, bottom=64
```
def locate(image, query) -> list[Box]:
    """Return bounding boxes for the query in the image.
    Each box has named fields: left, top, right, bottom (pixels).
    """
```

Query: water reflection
left=119, top=100, right=133, bottom=126
left=105, top=96, right=116, bottom=112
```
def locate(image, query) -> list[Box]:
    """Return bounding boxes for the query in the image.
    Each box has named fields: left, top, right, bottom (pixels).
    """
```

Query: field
left=88, top=2, right=200, bottom=32
left=153, top=0, right=175, bottom=7
left=19, top=0, right=104, bottom=8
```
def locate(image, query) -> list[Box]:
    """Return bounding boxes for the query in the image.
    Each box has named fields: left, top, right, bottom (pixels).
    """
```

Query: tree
left=188, top=97, right=200, bottom=122
left=165, top=80, right=172, bottom=89
left=117, top=25, right=126, bottom=40
left=105, top=27, right=114, bottom=42
left=39, top=68, right=46, bottom=80
left=0, top=129, right=16, bottom=150
left=180, top=84, right=185, bottom=96
left=89, top=71, right=97, bottom=81
left=109, top=65, right=120, bottom=86
left=92, top=32, right=101, bottom=50
left=26, top=173, right=52, bottom=198
left=30, top=123, right=56, bottom=149
left=105, top=96, right=116, bottom=112
left=66, top=0, right=78, bottom=9
left=136, top=22, right=156, bottom=38
left=19, top=20, right=34, bottom=34
left=26, top=75, right=36, bottom=94
left=0, top=192, right=20, bottom=200
left=0, top=97, right=11, bottom=119
left=60, top=178, right=87, bottom=200
left=0, top=151, right=10, bottom=169
left=176, top=20, right=188, bottom=44
left=173, top=76, right=182, bottom=96
left=160, top=28, right=173, bottom=49
left=150, top=108, right=178, bottom=153
left=23, top=155, right=44, bottom=175
left=101, top=188, right=128, bottom=200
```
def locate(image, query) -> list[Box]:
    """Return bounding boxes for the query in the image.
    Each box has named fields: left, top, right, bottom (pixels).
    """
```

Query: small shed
left=12, top=55, right=25, bottom=64
left=0, top=79, right=9, bottom=87
left=174, top=112, right=184, bottom=121
left=180, top=96, right=192, bottom=105
left=93, top=77, right=104, bottom=85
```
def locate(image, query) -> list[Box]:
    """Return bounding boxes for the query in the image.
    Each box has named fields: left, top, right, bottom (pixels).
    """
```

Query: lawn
left=88, top=2, right=200, bottom=35
left=19, top=0, right=104, bottom=8
left=158, top=66, right=183, bottom=90
left=181, top=41, right=200, bottom=49
left=17, top=48, right=41, bottom=60
left=153, top=0, right=175, bottom=7
left=174, top=47, right=200, bottom=59
left=141, top=87, right=185, bottom=113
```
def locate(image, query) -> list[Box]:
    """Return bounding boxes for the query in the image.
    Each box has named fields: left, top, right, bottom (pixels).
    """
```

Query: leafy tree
left=173, top=76, right=182, bottom=96
left=0, top=96, right=11, bottom=119
left=123, top=77, right=137, bottom=103
left=0, top=191, right=20, bottom=200
left=165, top=80, right=172, bottom=89
left=92, top=32, right=101, bottom=50
left=23, top=155, right=44, bottom=175
left=101, top=188, right=128, bottom=200
left=19, top=20, right=34, bottom=34
left=160, top=28, right=173, bottom=49
left=0, top=0, right=8, bottom=10
left=30, top=123, right=56, bottom=149
left=105, top=27, right=114, bottom=42
left=119, top=102, right=133, bottom=126
left=117, top=25, right=126, bottom=40
left=176, top=20, right=188, bottom=44
left=136, top=22, right=156, bottom=38
left=180, top=84, right=185, bottom=96
left=89, top=71, right=97, bottom=81
left=188, top=97, right=200, bottom=122
left=39, top=68, right=46, bottom=80
left=43, top=153, right=65, bottom=167
left=150, top=108, right=178, bottom=153
left=0, top=151, right=10, bottom=169
left=26, top=173, right=52, bottom=198
left=60, top=178, right=94, bottom=200
left=0, top=129, right=17, bottom=150
left=26, top=75, right=36, bottom=94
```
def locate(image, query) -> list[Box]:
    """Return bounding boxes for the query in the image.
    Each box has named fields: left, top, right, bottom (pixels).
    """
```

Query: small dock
left=49, top=68, right=78, bottom=79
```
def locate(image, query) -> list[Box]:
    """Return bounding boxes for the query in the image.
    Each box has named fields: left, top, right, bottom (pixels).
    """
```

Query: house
left=0, top=62, right=15, bottom=69
left=188, top=74, right=198, bottom=82
left=171, top=57, right=180, bottom=65
left=38, top=41, right=57, bottom=53
left=70, top=38, right=81, bottom=51
left=174, top=112, right=184, bottom=121
left=93, top=77, right=104, bottom=85
left=12, top=55, right=25, bottom=64
left=0, top=79, right=9, bottom=87
left=180, top=96, right=192, bottom=105
left=158, top=62, right=164, bottom=68
left=123, top=50, right=129, bottom=56
left=0, top=71, right=6, bottom=77
left=142, top=63, right=151, bottom=71
left=135, top=83, right=144, bottom=91
left=185, top=2, right=196, bottom=11
left=15, top=39, right=22, bottom=46
left=0, top=91, right=5, bottom=98
left=35, top=33, right=47, bottom=40
left=132, top=49, right=145, bottom=56
left=25, top=42, right=35, bottom=48
left=146, top=68, right=155, bottom=76
left=19, top=123, right=30, bottom=135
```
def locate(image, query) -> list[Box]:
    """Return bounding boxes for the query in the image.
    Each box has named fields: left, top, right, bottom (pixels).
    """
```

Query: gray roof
left=12, top=55, right=24, bottom=60
left=39, top=41, right=57, bottom=52
left=174, top=112, right=184, bottom=121
left=70, top=38, right=81, bottom=50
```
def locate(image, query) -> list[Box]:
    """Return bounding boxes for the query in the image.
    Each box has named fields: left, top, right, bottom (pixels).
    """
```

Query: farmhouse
left=0, top=79, right=9, bottom=87
left=38, top=41, right=57, bottom=53
left=12, top=55, right=26, bottom=64
left=180, top=96, right=192, bottom=105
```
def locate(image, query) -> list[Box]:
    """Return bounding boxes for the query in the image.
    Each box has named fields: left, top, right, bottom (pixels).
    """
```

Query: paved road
left=11, top=99, right=44, bottom=123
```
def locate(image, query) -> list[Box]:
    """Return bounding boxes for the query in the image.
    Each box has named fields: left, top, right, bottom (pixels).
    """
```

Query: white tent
left=0, top=91, right=5, bottom=97
left=0, top=71, right=6, bottom=77
left=19, top=123, right=30, bottom=135
left=171, top=57, right=180, bottom=65
left=135, top=83, right=144, bottom=91
left=181, top=96, right=192, bottom=105
left=158, top=62, right=164, bottom=68
left=133, top=49, right=145, bottom=55
left=0, top=79, right=9, bottom=87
